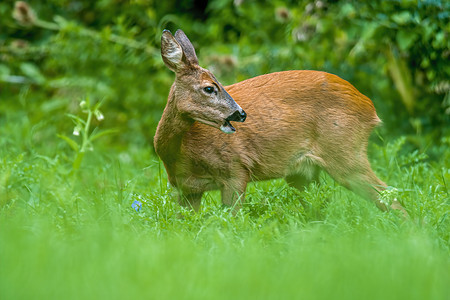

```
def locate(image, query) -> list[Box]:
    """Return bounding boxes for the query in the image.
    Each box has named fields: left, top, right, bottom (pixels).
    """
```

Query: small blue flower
left=132, top=200, right=142, bottom=212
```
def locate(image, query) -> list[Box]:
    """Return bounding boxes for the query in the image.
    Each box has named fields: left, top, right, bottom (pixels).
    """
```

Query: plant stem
left=81, top=109, right=92, bottom=153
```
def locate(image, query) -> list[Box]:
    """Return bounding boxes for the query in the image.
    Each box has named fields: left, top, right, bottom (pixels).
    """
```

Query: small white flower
left=94, top=110, right=104, bottom=121
left=73, top=124, right=82, bottom=136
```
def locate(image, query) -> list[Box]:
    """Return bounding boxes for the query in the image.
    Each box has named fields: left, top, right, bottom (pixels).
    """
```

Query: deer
left=154, top=29, right=406, bottom=215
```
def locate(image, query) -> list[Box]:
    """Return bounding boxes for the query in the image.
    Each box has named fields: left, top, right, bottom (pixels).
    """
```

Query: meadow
left=0, top=102, right=449, bottom=299
left=1, top=1, right=449, bottom=299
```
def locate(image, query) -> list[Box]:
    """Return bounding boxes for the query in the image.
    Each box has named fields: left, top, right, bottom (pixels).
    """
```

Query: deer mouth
left=220, top=109, right=246, bottom=134
left=220, top=120, right=236, bottom=134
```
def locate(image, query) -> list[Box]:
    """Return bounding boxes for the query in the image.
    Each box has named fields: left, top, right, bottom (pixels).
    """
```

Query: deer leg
left=324, top=156, right=387, bottom=210
left=179, top=192, right=203, bottom=212
left=323, top=157, right=407, bottom=215
left=285, top=167, right=320, bottom=192
left=286, top=168, right=321, bottom=208
left=336, top=168, right=389, bottom=211
left=221, top=179, right=247, bottom=213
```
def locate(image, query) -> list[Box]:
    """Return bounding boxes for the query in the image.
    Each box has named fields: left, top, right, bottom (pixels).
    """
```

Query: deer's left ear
left=174, top=29, right=199, bottom=66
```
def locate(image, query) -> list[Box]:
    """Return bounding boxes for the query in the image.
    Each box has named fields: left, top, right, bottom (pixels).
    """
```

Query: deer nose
left=226, top=109, right=247, bottom=122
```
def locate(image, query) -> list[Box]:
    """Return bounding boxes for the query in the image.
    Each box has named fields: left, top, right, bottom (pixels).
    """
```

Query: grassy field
left=0, top=109, right=449, bottom=300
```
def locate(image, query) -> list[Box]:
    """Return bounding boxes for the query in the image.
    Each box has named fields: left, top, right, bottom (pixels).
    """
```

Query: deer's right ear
left=161, top=30, right=184, bottom=72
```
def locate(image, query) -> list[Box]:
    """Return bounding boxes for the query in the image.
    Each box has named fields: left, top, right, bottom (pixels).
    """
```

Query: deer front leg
left=221, top=178, right=248, bottom=213
left=179, top=192, right=203, bottom=212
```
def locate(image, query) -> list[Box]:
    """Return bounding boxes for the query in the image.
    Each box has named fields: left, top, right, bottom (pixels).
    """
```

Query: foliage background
left=0, top=1, right=449, bottom=299
left=1, top=0, right=449, bottom=155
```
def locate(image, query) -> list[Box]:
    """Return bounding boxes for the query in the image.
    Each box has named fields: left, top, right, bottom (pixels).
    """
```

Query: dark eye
left=203, top=86, right=215, bottom=94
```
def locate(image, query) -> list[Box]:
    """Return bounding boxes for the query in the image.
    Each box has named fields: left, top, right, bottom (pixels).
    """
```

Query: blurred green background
left=1, top=0, right=449, bottom=157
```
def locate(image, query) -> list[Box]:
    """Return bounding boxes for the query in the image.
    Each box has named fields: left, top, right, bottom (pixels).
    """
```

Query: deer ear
left=174, top=30, right=199, bottom=66
left=161, top=30, right=184, bottom=72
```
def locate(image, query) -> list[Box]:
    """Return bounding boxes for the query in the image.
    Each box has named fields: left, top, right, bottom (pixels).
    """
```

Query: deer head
left=161, top=29, right=246, bottom=133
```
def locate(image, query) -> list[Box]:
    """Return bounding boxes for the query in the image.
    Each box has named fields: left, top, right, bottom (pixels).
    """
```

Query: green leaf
left=89, top=129, right=119, bottom=142
left=396, top=31, right=417, bottom=51
left=19, top=62, right=45, bottom=84
left=340, top=3, right=356, bottom=18
left=0, top=64, right=10, bottom=76
left=57, top=134, right=79, bottom=152
left=93, top=98, right=105, bottom=111
left=66, top=114, right=86, bottom=125
left=392, top=11, right=413, bottom=25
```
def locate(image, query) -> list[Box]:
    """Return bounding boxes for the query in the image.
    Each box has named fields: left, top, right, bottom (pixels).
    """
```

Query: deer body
left=155, top=30, right=402, bottom=213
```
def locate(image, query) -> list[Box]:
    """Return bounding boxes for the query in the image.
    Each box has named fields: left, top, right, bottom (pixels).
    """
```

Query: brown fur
left=155, top=30, right=405, bottom=214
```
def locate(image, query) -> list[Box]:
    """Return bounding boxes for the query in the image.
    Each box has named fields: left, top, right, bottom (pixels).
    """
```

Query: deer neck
left=154, top=83, right=194, bottom=168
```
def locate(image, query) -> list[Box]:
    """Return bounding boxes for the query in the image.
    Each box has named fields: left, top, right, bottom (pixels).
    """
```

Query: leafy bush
left=1, top=0, right=448, bottom=156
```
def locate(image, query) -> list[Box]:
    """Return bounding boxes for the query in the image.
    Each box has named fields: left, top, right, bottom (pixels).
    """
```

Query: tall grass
left=0, top=110, right=449, bottom=299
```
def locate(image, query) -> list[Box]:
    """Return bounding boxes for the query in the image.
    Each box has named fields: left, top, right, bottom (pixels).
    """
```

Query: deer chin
left=220, top=120, right=236, bottom=134
left=193, top=117, right=235, bottom=133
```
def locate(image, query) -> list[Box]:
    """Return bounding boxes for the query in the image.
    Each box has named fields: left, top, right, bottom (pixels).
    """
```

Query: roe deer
left=154, top=29, right=406, bottom=214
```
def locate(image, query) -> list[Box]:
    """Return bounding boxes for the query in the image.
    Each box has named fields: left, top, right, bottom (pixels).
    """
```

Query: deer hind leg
left=331, top=166, right=389, bottom=211
left=322, top=153, right=404, bottom=212
left=285, top=166, right=321, bottom=207
left=285, top=166, right=321, bottom=191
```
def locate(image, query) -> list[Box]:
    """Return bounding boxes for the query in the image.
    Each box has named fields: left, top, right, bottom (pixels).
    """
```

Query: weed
left=57, top=97, right=117, bottom=171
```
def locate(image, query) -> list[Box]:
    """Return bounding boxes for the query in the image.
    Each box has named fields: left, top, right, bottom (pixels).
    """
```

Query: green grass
left=0, top=112, right=449, bottom=300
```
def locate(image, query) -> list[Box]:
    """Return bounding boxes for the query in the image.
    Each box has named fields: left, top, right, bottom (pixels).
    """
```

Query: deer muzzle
left=220, top=109, right=246, bottom=134
left=226, top=109, right=247, bottom=123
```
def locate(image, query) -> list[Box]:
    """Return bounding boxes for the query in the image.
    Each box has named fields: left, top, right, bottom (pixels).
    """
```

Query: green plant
left=58, top=97, right=116, bottom=171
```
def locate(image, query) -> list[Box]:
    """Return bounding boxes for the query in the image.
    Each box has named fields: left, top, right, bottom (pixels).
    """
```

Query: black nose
left=226, top=110, right=247, bottom=122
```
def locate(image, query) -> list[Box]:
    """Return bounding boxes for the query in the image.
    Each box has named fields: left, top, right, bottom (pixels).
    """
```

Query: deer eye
left=203, top=86, right=215, bottom=94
